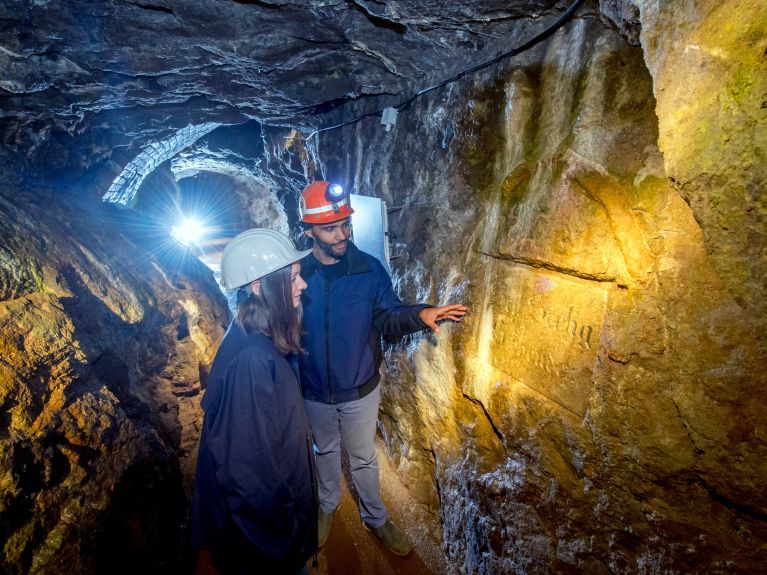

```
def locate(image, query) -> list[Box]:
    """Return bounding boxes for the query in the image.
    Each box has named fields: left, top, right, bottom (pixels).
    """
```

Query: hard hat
left=220, top=228, right=311, bottom=290
left=299, top=180, right=355, bottom=224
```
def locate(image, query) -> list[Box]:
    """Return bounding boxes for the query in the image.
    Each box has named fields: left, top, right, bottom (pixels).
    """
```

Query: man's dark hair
left=237, top=265, right=304, bottom=355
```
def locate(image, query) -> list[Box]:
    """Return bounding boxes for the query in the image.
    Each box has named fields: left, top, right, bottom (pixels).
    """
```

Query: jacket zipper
left=324, top=276, right=332, bottom=403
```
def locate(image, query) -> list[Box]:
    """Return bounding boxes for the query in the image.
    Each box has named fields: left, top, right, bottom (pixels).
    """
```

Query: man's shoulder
left=347, top=243, right=380, bottom=274
left=300, top=251, right=320, bottom=279
left=300, top=251, right=317, bottom=266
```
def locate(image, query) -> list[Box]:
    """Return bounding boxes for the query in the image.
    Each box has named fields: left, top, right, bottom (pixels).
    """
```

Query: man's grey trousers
left=304, top=385, right=388, bottom=528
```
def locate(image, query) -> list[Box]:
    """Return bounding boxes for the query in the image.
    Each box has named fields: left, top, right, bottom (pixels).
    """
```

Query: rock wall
left=0, top=186, right=227, bottom=574
left=634, top=0, right=767, bottom=322
left=313, top=3, right=767, bottom=573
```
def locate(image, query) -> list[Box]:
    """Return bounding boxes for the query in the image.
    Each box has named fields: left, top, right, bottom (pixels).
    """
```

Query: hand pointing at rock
left=419, top=304, right=469, bottom=333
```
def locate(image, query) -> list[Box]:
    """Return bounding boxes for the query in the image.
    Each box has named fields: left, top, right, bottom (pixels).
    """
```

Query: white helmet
left=220, top=228, right=311, bottom=290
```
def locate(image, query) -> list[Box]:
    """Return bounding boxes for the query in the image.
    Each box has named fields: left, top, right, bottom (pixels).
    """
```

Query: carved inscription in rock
left=490, top=263, right=608, bottom=416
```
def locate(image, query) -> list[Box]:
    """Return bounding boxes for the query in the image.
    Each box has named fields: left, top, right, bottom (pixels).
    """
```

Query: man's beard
left=316, top=236, right=348, bottom=261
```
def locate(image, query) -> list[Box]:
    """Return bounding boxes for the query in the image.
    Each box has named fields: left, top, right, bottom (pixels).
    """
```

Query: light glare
left=171, top=217, right=205, bottom=247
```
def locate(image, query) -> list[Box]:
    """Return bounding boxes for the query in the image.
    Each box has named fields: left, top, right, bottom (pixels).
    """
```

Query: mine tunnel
left=1, top=0, right=765, bottom=574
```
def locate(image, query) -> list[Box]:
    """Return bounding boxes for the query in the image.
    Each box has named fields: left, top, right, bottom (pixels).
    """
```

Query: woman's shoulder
left=204, top=326, right=293, bottom=412
left=238, top=333, right=298, bottom=376
left=212, top=326, right=277, bottom=375
left=234, top=332, right=282, bottom=365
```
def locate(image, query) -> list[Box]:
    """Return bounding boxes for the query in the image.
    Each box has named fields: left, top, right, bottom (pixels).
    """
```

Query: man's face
left=305, top=217, right=352, bottom=263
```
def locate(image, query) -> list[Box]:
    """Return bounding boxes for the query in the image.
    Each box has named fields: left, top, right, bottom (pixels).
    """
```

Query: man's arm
left=371, top=259, right=467, bottom=337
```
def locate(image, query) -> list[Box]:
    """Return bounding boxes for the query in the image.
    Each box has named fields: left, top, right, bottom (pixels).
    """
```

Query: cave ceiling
left=0, top=0, right=582, bottom=160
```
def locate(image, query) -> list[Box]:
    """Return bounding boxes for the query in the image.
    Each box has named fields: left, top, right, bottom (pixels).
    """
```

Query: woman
left=191, top=228, right=317, bottom=575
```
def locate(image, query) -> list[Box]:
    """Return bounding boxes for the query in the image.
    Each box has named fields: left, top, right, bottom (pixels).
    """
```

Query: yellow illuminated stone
left=489, top=264, right=608, bottom=416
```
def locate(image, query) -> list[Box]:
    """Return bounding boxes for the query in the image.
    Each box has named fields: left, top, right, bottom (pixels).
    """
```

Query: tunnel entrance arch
left=101, top=122, right=292, bottom=284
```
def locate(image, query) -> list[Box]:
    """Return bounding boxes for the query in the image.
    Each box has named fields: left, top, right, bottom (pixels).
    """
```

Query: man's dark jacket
left=191, top=322, right=318, bottom=574
left=299, top=242, right=430, bottom=404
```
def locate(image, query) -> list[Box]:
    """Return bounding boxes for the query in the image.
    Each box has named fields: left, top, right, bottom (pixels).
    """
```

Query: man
left=297, top=180, right=467, bottom=556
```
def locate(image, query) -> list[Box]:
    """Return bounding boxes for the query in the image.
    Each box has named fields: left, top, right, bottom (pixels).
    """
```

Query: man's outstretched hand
left=419, top=304, right=468, bottom=333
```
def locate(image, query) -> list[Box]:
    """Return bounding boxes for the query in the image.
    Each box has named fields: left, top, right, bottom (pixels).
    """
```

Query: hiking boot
left=363, top=519, right=413, bottom=556
left=318, top=508, right=335, bottom=548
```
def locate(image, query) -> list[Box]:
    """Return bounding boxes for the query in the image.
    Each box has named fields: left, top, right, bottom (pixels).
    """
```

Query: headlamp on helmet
left=326, top=183, right=345, bottom=202
left=325, top=183, right=347, bottom=214
left=299, top=180, right=355, bottom=224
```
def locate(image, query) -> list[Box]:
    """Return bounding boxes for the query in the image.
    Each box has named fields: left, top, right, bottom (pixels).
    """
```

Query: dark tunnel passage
left=1, top=1, right=766, bottom=574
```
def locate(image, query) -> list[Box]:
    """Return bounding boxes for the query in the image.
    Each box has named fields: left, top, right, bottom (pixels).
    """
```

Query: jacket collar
left=301, top=241, right=371, bottom=278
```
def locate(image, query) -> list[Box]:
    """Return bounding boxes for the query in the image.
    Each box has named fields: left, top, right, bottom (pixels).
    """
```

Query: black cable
left=304, top=0, right=585, bottom=139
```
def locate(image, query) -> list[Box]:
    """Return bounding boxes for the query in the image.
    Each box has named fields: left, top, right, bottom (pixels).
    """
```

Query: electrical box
left=380, top=107, right=398, bottom=132
left=350, top=194, right=391, bottom=274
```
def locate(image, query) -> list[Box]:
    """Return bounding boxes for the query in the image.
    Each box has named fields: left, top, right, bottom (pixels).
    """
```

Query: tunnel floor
left=194, top=439, right=447, bottom=575
left=310, top=440, right=447, bottom=575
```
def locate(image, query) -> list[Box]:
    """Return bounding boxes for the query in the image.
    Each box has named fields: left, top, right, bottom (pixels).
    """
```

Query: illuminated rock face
left=317, top=5, right=767, bottom=573
left=635, top=0, right=767, bottom=319
left=0, top=190, right=227, bottom=573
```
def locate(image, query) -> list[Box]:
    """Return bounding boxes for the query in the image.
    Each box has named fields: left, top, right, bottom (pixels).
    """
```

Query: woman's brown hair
left=237, top=265, right=304, bottom=355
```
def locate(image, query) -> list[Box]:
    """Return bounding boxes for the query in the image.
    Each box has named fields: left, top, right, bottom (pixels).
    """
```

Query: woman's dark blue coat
left=191, top=321, right=318, bottom=574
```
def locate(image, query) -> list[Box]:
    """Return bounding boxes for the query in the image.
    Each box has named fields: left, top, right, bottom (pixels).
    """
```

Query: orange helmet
left=299, top=181, right=354, bottom=224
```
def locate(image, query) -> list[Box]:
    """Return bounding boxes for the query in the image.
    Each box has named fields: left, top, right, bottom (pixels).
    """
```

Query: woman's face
left=290, top=262, right=307, bottom=308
